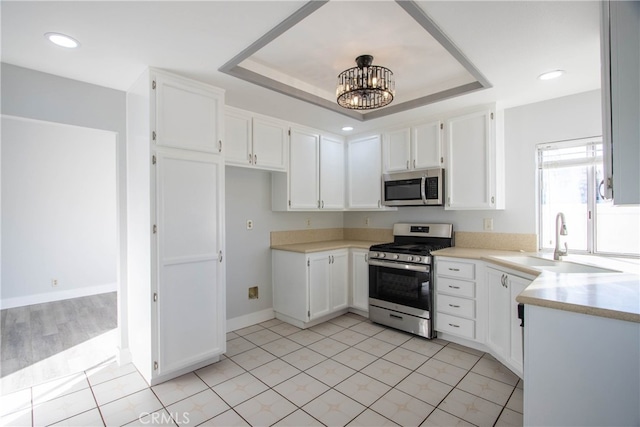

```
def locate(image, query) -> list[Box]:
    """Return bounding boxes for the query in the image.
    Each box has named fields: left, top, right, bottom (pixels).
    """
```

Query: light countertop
left=271, top=239, right=380, bottom=253
left=433, top=247, right=640, bottom=323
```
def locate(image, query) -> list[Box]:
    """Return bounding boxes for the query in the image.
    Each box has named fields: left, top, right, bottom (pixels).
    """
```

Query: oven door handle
left=421, top=176, right=427, bottom=205
left=368, top=259, right=430, bottom=273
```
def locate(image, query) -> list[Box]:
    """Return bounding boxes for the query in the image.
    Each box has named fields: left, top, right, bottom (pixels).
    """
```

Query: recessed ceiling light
left=342, top=126, right=354, bottom=131
left=538, top=70, right=564, bottom=81
left=45, top=32, right=80, bottom=48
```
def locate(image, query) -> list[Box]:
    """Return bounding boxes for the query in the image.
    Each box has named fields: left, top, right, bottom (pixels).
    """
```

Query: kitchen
left=1, top=1, right=639, bottom=426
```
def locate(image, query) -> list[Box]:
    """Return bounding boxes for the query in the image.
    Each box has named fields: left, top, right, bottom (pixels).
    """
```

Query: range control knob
left=371, top=252, right=379, bottom=258
left=407, top=255, right=414, bottom=262
left=379, top=253, right=386, bottom=258
left=415, top=256, right=421, bottom=262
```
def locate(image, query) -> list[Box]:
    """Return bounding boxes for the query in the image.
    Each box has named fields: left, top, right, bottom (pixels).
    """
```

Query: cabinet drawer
left=437, top=313, right=475, bottom=339
left=437, top=277, right=475, bottom=298
left=438, top=261, right=475, bottom=280
left=437, top=294, right=475, bottom=318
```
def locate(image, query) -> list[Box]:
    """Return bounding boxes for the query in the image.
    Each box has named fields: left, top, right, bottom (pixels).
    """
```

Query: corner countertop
left=432, top=247, right=640, bottom=323
left=271, top=240, right=380, bottom=253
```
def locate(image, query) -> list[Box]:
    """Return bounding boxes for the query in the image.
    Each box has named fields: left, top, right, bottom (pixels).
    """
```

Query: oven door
left=368, top=259, right=432, bottom=312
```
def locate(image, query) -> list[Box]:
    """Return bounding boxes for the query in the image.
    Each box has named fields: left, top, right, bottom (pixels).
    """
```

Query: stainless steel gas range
left=368, top=223, right=453, bottom=339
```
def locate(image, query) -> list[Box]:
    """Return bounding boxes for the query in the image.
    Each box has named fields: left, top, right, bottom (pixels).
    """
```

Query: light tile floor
left=0, top=314, right=523, bottom=427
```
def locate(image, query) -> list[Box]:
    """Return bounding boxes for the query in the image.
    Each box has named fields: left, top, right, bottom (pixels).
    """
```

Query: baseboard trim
left=0, top=283, right=117, bottom=309
left=227, top=308, right=275, bottom=332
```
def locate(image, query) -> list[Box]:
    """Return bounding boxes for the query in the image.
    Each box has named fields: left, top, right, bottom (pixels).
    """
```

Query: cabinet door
left=445, top=109, right=495, bottom=209
left=289, top=128, right=320, bottom=209
left=347, top=135, right=383, bottom=209
left=155, top=74, right=223, bottom=153
left=330, top=251, right=349, bottom=311
left=486, top=267, right=509, bottom=358
left=509, top=275, right=530, bottom=374
left=413, top=120, right=442, bottom=169
left=309, top=254, right=331, bottom=320
left=252, top=117, right=288, bottom=171
left=351, top=250, right=369, bottom=312
left=155, top=151, right=224, bottom=375
left=383, top=128, right=411, bottom=172
left=224, top=109, right=252, bottom=166
left=320, top=136, right=345, bottom=210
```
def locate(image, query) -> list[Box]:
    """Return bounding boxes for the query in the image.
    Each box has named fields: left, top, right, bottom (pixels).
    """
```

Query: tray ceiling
left=219, top=1, right=491, bottom=121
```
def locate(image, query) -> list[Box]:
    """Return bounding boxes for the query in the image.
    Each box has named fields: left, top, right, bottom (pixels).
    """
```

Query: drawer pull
left=448, top=268, right=460, bottom=272
left=390, top=314, right=403, bottom=320
left=448, top=323, right=460, bottom=328
left=448, top=304, right=460, bottom=308
left=448, top=285, right=460, bottom=289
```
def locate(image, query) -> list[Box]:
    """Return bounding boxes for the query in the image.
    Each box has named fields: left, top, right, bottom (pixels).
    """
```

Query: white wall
left=1, top=116, right=117, bottom=308
left=344, top=90, right=603, bottom=235
left=225, top=166, right=343, bottom=321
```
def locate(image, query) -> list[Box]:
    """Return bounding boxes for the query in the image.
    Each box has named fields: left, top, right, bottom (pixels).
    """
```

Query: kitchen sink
left=492, top=255, right=620, bottom=274
left=539, top=263, right=619, bottom=274
left=493, top=255, right=557, bottom=267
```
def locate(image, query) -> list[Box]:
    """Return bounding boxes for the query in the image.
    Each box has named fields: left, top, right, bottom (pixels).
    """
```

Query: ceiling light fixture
left=336, top=55, right=395, bottom=110
left=341, top=126, right=354, bottom=131
left=45, top=32, right=80, bottom=49
left=538, top=70, right=564, bottom=81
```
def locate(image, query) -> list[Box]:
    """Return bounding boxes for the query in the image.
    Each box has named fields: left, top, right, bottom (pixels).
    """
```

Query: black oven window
left=370, top=266, right=431, bottom=310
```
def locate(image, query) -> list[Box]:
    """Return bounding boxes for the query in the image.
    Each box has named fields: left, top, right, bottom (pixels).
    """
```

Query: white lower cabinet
left=350, top=249, right=369, bottom=313
left=273, top=249, right=348, bottom=326
left=435, top=257, right=483, bottom=342
left=486, top=266, right=533, bottom=377
left=435, top=257, right=532, bottom=378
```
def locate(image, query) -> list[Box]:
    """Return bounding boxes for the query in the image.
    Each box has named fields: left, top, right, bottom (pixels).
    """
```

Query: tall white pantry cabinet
left=126, top=69, right=226, bottom=385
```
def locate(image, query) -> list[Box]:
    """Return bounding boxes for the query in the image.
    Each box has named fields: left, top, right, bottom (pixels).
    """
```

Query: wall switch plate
left=483, top=218, right=494, bottom=231
left=51, top=279, right=58, bottom=287
left=246, top=220, right=253, bottom=230
left=365, top=217, right=370, bottom=226
left=248, top=286, right=259, bottom=299
left=306, top=218, right=311, bottom=227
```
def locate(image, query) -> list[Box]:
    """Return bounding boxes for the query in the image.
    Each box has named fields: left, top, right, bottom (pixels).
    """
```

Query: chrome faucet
left=554, top=212, right=568, bottom=260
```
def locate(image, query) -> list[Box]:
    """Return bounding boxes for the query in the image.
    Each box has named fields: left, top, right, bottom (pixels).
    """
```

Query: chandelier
left=336, top=55, right=395, bottom=110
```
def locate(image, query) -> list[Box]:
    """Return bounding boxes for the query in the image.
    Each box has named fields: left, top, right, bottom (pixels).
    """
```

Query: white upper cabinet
left=444, top=107, right=504, bottom=210
left=413, top=121, right=443, bottom=169
left=273, top=126, right=344, bottom=211
left=289, top=127, right=320, bottom=210
left=320, top=135, right=345, bottom=210
left=224, top=107, right=287, bottom=171
left=252, top=116, right=288, bottom=171
left=383, top=128, right=412, bottom=172
left=383, top=120, right=442, bottom=172
left=224, top=108, right=252, bottom=164
left=601, top=0, right=640, bottom=205
left=347, top=135, right=385, bottom=210
left=155, top=74, right=223, bottom=154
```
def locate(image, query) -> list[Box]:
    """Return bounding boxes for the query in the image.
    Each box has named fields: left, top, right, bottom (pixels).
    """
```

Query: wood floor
left=0, top=292, right=117, bottom=394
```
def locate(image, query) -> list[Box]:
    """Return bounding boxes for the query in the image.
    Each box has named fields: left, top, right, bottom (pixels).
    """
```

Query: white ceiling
left=0, top=1, right=602, bottom=135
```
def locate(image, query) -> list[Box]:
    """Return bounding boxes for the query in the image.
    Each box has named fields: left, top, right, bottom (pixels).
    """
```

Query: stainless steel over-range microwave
left=382, top=168, right=444, bottom=206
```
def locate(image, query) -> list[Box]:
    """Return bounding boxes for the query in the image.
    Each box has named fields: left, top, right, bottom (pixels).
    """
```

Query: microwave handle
left=421, top=176, right=427, bottom=204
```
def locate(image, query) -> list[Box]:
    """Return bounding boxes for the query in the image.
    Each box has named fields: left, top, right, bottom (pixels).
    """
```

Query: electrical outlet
left=248, top=286, right=259, bottom=299
left=483, top=218, right=494, bottom=231
left=365, top=217, right=370, bottom=226
left=51, top=279, right=58, bottom=287
left=246, top=219, right=253, bottom=230
left=306, top=218, right=311, bottom=227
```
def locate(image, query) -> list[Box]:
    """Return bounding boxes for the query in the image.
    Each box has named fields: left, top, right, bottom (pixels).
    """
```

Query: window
left=537, top=137, right=639, bottom=256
